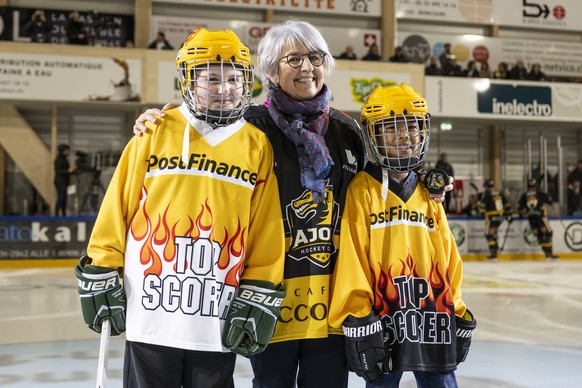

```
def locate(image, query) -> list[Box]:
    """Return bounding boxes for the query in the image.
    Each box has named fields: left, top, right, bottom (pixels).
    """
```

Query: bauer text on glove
left=222, top=280, right=285, bottom=357
left=74, top=256, right=126, bottom=336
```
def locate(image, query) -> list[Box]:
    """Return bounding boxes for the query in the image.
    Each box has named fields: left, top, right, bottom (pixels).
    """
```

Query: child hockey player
left=74, top=28, right=286, bottom=388
left=329, top=83, right=476, bottom=387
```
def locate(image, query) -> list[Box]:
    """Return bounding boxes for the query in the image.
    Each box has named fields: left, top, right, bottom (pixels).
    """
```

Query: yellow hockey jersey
left=87, top=104, right=285, bottom=352
left=329, top=164, right=467, bottom=371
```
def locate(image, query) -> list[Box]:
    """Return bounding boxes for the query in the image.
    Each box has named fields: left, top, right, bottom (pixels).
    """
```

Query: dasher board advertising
left=151, top=0, right=381, bottom=17
left=397, top=0, right=579, bottom=31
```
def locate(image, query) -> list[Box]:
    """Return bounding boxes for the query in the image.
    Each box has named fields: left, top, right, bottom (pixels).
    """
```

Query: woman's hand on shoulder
left=133, top=103, right=174, bottom=136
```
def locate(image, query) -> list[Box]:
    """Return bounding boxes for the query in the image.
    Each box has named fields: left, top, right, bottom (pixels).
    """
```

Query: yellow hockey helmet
left=176, top=28, right=251, bottom=70
left=176, top=28, right=254, bottom=125
left=360, top=83, right=430, bottom=172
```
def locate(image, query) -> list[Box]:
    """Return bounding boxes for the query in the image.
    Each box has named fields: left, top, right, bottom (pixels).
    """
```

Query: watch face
left=424, top=168, right=449, bottom=194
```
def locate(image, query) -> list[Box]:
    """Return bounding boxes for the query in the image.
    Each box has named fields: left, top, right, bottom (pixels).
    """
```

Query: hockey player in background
left=478, top=179, right=513, bottom=261
left=518, top=178, right=559, bottom=260
left=328, top=84, right=476, bottom=387
left=74, top=28, right=286, bottom=388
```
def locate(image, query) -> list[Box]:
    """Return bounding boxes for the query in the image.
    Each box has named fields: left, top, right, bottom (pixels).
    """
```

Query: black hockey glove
left=223, top=280, right=285, bottom=357
left=342, top=312, right=385, bottom=385
left=456, top=309, right=477, bottom=364
left=74, top=256, right=126, bottom=336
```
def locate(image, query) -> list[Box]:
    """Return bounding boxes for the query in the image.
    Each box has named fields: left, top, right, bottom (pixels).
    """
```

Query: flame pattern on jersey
left=329, top=163, right=469, bottom=371
left=87, top=106, right=285, bottom=352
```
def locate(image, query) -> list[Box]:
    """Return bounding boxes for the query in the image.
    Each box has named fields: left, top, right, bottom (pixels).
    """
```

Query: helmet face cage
left=178, top=60, right=253, bottom=125
left=365, top=112, right=430, bottom=173
left=176, top=28, right=254, bottom=126
left=360, top=84, right=430, bottom=173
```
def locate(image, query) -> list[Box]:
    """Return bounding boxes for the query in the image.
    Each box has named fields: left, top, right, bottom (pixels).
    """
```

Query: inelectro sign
left=477, top=84, right=552, bottom=117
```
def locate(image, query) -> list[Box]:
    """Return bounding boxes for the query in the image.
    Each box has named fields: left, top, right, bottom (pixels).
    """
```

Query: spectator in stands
left=439, top=42, right=454, bottom=69
left=493, top=61, right=509, bottom=79
left=443, top=57, right=463, bottom=76
left=66, top=11, right=87, bottom=45
left=567, top=179, right=582, bottom=216
left=25, top=9, right=52, bottom=43
left=425, top=55, right=441, bottom=75
left=567, top=160, right=582, bottom=185
left=337, top=45, right=357, bottom=60
left=362, top=43, right=381, bottom=61
left=463, top=60, right=480, bottom=78
left=463, top=194, right=481, bottom=217
left=507, top=59, right=527, bottom=80
left=148, top=31, right=174, bottom=50
left=526, top=63, right=547, bottom=81
left=479, top=61, right=492, bottom=78
left=389, top=46, right=410, bottom=63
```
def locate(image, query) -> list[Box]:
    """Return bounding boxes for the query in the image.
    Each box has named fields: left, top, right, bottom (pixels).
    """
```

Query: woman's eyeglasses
left=279, top=52, right=326, bottom=69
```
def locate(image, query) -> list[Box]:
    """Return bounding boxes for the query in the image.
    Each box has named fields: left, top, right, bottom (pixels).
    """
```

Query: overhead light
left=474, top=78, right=491, bottom=92
left=440, top=122, right=453, bottom=131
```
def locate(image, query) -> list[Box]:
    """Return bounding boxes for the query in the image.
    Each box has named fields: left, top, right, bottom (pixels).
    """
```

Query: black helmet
left=58, top=144, right=70, bottom=154
left=527, top=178, right=537, bottom=187
left=484, top=179, right=494, bottom=188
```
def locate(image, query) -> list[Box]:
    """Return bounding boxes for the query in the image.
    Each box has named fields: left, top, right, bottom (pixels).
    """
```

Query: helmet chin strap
left=203, top=108, right=243, bottom=126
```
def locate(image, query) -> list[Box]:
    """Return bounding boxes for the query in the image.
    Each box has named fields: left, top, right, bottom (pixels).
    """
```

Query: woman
left=133, top=21, right=451, bottom=387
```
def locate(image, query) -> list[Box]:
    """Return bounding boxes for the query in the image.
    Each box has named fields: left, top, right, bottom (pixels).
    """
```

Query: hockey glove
left=456, top=309, right=477, bottom=364
left=74, top=256, right=126, bottom=336
left=223, top=280, right=285, bottom=357
left=343, top=312, right=385, bottom=385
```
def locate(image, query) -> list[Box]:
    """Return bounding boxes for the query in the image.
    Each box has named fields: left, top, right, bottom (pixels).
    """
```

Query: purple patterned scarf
left=267, top=84, right=333, bottom=196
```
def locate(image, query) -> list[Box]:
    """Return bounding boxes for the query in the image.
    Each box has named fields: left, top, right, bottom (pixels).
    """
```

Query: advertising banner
left=0, top=6, right=133, bottom=46
left=0, top=53, right=141, bottom=102
left=151, top=0, right=381, bottom=17
left=398, top=31, right=582, bottom=79
left=425, top=76, right=582, bottom=122
left=1, top=216, right=580, bottom=260
left=449, top=218, right=582, bottom=257
left=151, top=16, right=381, bottom=60
left=0, top=217, right=95, bottom=260
left=396, top=0, right=579, bottom=32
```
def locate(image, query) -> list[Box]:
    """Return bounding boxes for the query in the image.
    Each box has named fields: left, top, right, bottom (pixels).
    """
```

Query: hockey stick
left=470, top=182, right=479, bottom=195
left=96, top=319, right=111, bottom=388
left=498, top=219, right=512, bottom=252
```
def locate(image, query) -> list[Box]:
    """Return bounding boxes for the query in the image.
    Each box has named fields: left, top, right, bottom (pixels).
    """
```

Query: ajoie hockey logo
left=477, top=84, right=552, bottom=117
left=286, top=186, right=339, bottom=268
